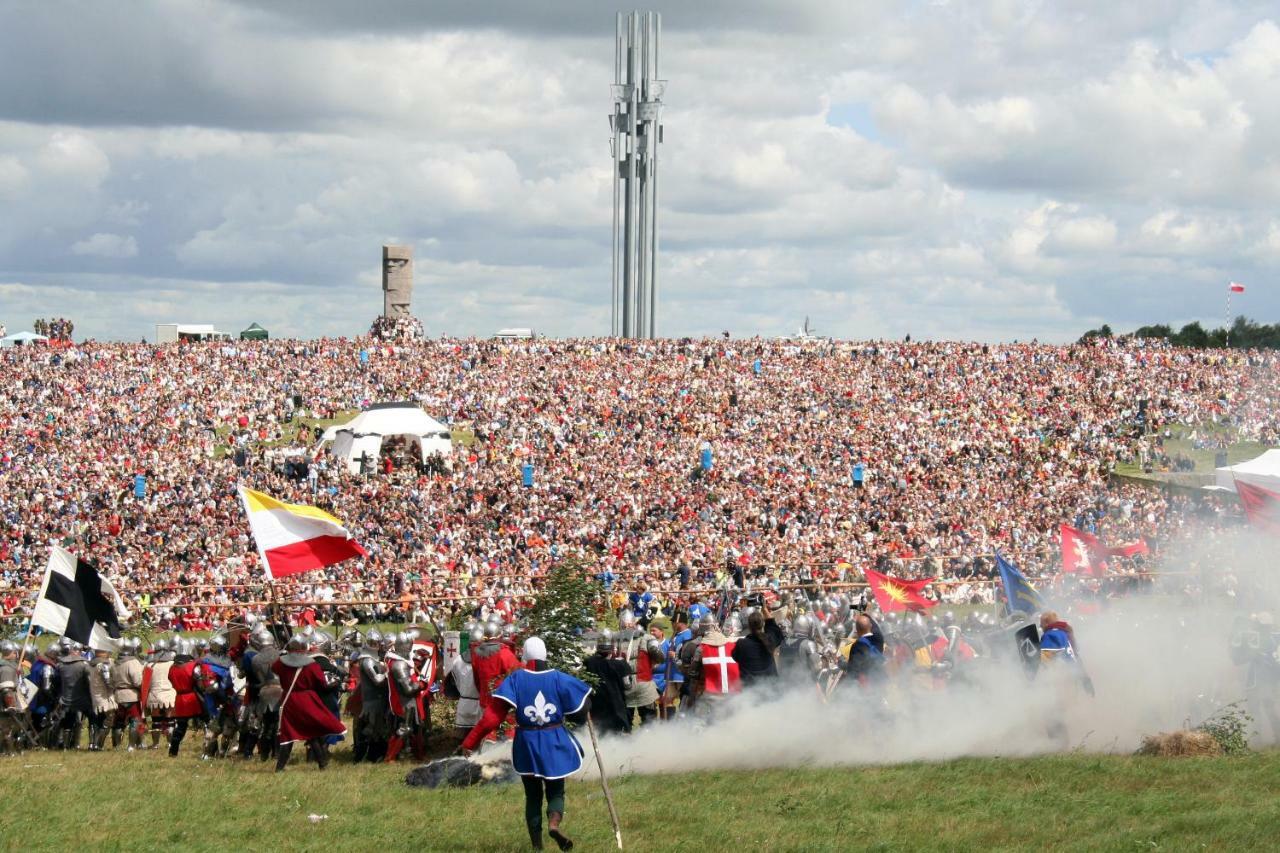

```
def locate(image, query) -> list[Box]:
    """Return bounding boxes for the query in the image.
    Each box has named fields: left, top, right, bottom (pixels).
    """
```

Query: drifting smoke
left=570, top=529, right=1280, bottom=778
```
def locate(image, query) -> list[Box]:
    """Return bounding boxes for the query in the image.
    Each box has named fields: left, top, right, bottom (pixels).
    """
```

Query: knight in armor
left=1229, top=611, right=1280, bottom=741
left=583, top=630, right=631, bottom=734
left=352, top=629, right=391, bottom=762
left=196, top=634, right=239, bottom=758
left=616, top=611, right=663, bottom=728
left=52, top=639, right=92, bottom=749
left=384, top=632, right=428, bottom=762
left=444, top=623, right=484, bottom=734
left=462, top=637, right=592, bottom=852
left=109, top=637, right=146, bottom=750
left=311, top=632, right=348, bottom=753
left=271, top=634, right=346, bottom=772
left=145, top=638, right=177, bottom=749
left=87, top=646, right=118, bottom=750
left=166, top=638, right=206, bottom=757
left=459, top=618, right=520, bottom=753
left=778, top=613, right=825, bottom=685
left=688, top=614, right=742, bottom=712
left=29, top=642, right=61, bottom=744
left=659, top=620, right=691, bottom=720
left=246, top=625, right=283, bottom=761
left=0, top=640, right=25, bottom=753
left=926, top=612, right=977, bottom=688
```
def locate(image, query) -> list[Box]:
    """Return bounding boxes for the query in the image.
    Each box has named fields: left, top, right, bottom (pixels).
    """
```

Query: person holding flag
left=995, top=553, right=1045, bottom=616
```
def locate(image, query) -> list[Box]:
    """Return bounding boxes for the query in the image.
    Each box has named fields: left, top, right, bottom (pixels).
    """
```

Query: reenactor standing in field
left=109, top=637, right=146, bottom=750
left=0, top=640, right=24, bottom=753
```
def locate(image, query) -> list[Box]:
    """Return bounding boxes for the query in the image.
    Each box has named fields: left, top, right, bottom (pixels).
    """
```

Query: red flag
left=1235, top=480, right=1280, bottom=534
left=1060, top=524, right=1108, bottom=576
left=864, top=569, right=937, bottom=613
left=1106, top=539, right=1149, bottom=559
left=1229, top=281, right=1246, bottom=293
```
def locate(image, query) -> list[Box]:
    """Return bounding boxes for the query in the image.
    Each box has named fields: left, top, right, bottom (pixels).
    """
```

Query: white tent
left=329, top=402, right=453, bottom=474
left=1, top=331, right=49, bottom=346
left=1214, top=449, right=1280, bottom=492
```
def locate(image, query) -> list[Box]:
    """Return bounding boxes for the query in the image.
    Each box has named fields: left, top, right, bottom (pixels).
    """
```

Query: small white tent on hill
left=329, top=402, right=453, bottom=474
left=1214, top=449, right=1280, bottom=492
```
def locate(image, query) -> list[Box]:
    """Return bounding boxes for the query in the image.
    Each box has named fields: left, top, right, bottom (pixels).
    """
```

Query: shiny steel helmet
left=403, top=626, right=421, bottom=643
left=208, top=634, right=229, bottom=655
left=467, top=624, right=485, bottom=646
left=791, top=614, right=816, bottom=640
left=286, top=634, right=309, bottom=653
left=695, top=613, right=716, bottom=637
left=194, top=637, right=211, bottom=655
left=723, top=613, right=743, bottom=637
left=595, top=629, right=614, bottom=653
left=484, top=618, right=504, bottom=640
left=126, top=636, right=144, bottom=655
left=365, top=628, right=384, bottom=648
left=249, top=625, right=275, bottom=648
left=393, top=632, right=414, bottom=657
left=152, top=638, right=171, bottom=653
left=618, top=610, right=637, bottom=630
left=0, top=639, right=18, bottom=655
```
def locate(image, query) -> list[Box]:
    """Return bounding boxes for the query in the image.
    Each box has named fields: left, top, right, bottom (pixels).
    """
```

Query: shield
left=1014, top=624, right=1041, bottom=677
left=412, top=640, right=437, bottom=687
left=139, top=665, right=154, bottom=711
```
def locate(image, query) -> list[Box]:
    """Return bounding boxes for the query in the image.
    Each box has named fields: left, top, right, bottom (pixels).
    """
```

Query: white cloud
left=71, top=232, right=139, bottom=258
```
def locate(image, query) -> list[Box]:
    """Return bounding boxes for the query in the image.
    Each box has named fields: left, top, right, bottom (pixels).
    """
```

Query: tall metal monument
left=610, top=10, right=665, bottom=339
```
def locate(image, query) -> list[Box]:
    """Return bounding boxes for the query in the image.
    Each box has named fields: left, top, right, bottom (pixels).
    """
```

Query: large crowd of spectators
left=2, top=330, right=1277, bottom=632
left=369, top=315, right=425, bottom=342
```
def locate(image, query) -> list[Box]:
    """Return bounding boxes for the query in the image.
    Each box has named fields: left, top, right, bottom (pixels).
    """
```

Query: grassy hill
left=5, top=745, right=1276, bottom=851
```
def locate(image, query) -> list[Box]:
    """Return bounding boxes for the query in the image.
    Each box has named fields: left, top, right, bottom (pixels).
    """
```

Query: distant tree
left=1088, top=316, right=1280, bottom=350
left=1173, top=321, right=1210, bottom=348
left=1077, top=324, right=1113, bottom=343
left=1133, top=324, right=1173, bottom=340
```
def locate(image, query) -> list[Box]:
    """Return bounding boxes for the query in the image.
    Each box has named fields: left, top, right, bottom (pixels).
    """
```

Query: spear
left=585, top=717, right=623, bottom=850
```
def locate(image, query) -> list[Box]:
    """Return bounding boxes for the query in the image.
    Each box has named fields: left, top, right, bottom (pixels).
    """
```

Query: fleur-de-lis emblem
left=523, top=690, right=557, bottom=725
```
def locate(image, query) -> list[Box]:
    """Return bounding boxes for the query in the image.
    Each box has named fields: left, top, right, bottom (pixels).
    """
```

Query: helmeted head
left=791, top=613, right=815, bottom=640
left=394, top=632, right=413, bottom=658
left=364, top=628, right=384, bottom=651
left=0, top=639, right=17, bottom=658
left=467, top=624, right=485, bottom=647
left=595, top=629, right=614, bottom=653
left=152, top=638, right=171, bottom=654
left=208, top=634, right=229, bottom=655
left=286, top=634, right=309, bottom=653
left=723, top=612, right=743, bottom=637
left=619, top=610, right=637, bottom=631
left=249, top=625, right=274, bottom=649
left=174, top=638, right=194, bottom=658
left=695, top=613, right=716, bottom=637
left=484, top=618, right=504, bottom=641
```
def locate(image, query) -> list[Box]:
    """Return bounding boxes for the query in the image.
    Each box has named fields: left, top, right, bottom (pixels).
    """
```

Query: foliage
left=1195, top=701, right=1255, bottom=756
left=522, top=557, right=602, bottom=678
left=1081, top=315, right=1280, bottom=349
left=3, top=749, right=1280, bottom=851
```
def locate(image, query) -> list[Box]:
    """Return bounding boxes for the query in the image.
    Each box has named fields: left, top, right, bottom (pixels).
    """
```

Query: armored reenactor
left=584, top=631, right=631, bottom=735
left=384, top=632, right=427, bottom=762
left=29, top=641, right=61, bottom=744
left=109, top=637, right=146, bottom=750
left=87, top=646, right=118, bottom=750
left=54, top=639, right=93, bottom=749
left=247, top=625, right=283, bottom=761
left=459, top=619, right=520, bottom=753
left=353, top=629, right=390, bottom=762
left=166, top=639, right=205, bottom=757
left=196, top=634, right=238, bottom=758
left=688, top=614, right=741, bottom=712
left=617, top=610, right=663, bottom=727
left=777, top=613, right=824, bottom=683
left=145, top=638, right=177, bottom=749
left=272, top=634, right=345, bottom=772
left=1230, top=612, right=1280, bottom=740
left=0, top=640, right=24, bottom=753
left=443, top=624, right=484, bottom=734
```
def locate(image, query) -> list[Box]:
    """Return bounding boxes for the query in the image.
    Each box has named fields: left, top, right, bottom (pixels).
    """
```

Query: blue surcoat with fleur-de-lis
left=493, top=667, right=592, bottom=779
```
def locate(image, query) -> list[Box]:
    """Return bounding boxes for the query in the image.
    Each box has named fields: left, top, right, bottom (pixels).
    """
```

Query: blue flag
left=996, top=553, right=1044, bottom=615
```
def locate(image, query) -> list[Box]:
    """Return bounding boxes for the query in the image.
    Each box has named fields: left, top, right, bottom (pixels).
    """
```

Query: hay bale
left=1136, top=730, right=1224, bottom=757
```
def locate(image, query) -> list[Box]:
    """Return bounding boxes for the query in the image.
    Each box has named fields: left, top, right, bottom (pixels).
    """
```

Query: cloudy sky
left=1, top=0, right=1277, bottom=342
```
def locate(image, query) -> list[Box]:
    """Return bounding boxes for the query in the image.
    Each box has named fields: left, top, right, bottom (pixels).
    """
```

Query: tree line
left=1079, top=316, right=1280, bottom=349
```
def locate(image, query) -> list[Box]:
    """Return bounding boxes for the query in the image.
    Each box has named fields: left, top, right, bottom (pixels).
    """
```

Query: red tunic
left=272, top=660, right=346, bottom=744
left=167, top=660, right=204, bottom=718
left=470, top=641, right=519, bottom=704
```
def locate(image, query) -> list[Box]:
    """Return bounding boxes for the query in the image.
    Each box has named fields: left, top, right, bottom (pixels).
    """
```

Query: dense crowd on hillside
left=1, top=331, right=1277, bottom=630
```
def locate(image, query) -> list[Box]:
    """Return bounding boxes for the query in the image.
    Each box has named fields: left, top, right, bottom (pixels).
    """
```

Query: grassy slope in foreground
left=5, top=749, right=1278, bottom=852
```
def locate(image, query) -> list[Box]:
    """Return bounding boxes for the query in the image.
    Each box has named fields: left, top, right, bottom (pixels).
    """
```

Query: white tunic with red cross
left=701, top=640, right=741, bottom=694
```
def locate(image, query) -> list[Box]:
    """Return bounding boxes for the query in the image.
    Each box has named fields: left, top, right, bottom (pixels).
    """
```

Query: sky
left=0, top=0, right=1277, bottom=343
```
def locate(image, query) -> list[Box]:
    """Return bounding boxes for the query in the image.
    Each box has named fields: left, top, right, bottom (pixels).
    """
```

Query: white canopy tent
left=328, top=402, right=453, bottom=474
left=1, top=331, right=49, bottom=346
left=1214, top=449, right=1280, bottom=493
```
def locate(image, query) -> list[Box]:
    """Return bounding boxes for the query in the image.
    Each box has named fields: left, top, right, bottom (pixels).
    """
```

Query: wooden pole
left=585, top=717, right=623, bottom=850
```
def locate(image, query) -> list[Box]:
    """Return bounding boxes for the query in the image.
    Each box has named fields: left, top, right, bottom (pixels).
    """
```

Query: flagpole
left=1225, top=286, right=1231, bottom=348
left=16, top=547, right=59, bottom=675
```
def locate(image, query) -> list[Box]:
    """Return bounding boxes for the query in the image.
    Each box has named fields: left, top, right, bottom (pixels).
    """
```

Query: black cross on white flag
left=30, top=546, right=131, bottom=649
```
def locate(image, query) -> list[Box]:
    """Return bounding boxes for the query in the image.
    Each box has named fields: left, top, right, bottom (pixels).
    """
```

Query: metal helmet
left=595, top=629, right=614, bottom=653
left=467, top=624, right=485, bottom=646
left=619, top=609, right=637, bottom=630
left=942, top=611, right=957, bottom=628
left=724, top=613, right=743, bottom=637
left=501, top=623, right=518, bottom=644
left=153, top=638, right=171, bottom=653
left=23, top=642, right=38, bottom=661
left=126, top=636, right=143, bottom=655
left=194, top=637, right=211, bottom=656
left=791, top=614, right=815, bottom=639
left=365, top=628, right=384, bottom=648
left=394, top=632, right=413, bottom=657
left=250, top=625, right=276, bottom=648
left=286, top=634, right=309, bottom=653
left=208, top=634, right=229, bottom=655
left=403, top=626, right=421, bottom=643
left=484, top=618, right=504, bottom=640
left=695, top=613, right=716, bottom=637
left=0, top=639, right=18, bottom=655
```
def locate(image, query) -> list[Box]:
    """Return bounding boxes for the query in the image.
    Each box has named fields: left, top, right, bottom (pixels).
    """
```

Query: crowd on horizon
left=2, top=320, right=1279, bottom=634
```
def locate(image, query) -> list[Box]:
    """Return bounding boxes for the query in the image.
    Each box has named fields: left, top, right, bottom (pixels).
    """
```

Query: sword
left=585, top=717, right=623, bottom=850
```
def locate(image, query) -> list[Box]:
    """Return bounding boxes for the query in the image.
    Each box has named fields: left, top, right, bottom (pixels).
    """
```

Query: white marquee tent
left=1, top=331, right=49, bottom=346
left=328, top=402, right=453, bottom=474
left=1213, top=449, right=1280, bottom=493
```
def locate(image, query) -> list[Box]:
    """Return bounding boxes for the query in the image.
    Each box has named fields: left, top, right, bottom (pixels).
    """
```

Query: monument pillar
left=382, top=245, right=413, bottom=318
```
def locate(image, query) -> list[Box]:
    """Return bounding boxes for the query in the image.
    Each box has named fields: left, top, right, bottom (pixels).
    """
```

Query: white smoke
left=578, top=530, right=1279, bottom=778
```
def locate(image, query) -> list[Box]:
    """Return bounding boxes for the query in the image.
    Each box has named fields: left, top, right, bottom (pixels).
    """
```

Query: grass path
left=5, top=745, right=1277, bottom=851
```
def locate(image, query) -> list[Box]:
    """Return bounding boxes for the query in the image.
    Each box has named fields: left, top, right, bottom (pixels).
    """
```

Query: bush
left=1195, top=701, right=1254, bottom=756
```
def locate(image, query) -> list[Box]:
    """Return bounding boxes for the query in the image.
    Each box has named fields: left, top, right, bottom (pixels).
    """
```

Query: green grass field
left=5, top=744, right=1277, bottom=852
